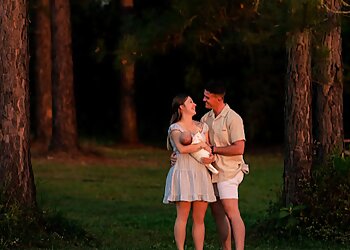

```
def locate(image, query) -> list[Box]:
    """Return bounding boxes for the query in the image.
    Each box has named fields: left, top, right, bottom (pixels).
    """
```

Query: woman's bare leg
left=192, top=201, right=208, bottom=250
left=174, top=201, right=191, bottom=250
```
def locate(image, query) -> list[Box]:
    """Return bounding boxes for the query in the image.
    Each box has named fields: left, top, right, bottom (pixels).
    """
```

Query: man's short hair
left=205, top=81, right=226, bottom=96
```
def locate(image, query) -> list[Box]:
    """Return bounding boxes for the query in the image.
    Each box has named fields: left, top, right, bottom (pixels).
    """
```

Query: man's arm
left=170, top=151, right=177, bottom=166
left=212, top=140, right=245, bottom=156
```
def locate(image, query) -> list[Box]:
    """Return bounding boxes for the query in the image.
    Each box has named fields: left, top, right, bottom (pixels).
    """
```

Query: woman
left=163, top=93, right=216, bottom=250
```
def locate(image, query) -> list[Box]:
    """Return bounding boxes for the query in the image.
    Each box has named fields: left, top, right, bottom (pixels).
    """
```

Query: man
left=201, top=81, right=247, bottom=250
left=171, top=81, right=248, bottom=250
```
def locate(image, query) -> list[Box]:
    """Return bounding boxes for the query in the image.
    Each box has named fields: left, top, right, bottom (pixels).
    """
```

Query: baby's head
left=179, top=131, right=192, bottom=145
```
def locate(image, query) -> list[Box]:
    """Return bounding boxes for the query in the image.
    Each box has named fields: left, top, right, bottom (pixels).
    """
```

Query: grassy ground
left=31, top=143, right=349, bottom=249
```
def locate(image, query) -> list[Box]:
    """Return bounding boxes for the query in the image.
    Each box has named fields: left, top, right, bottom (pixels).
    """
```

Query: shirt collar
left=208, top=104, right=230, bottom=119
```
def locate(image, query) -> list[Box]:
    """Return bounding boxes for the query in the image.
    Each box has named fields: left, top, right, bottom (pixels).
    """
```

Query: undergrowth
left=253, top=155, right=350, bottom=245
left=0, top=203, right=98, bottom=249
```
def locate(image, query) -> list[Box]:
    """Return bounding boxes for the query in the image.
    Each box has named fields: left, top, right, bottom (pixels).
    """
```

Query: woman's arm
left=171, top=130, right=208, bottom=154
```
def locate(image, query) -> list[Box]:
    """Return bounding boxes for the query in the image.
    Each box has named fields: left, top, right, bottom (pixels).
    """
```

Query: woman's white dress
left=163, top=122, right=216, bottom=204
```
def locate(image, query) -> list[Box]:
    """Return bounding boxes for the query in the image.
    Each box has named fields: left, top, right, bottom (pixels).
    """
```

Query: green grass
left=31, top=146, right=349, bottom=249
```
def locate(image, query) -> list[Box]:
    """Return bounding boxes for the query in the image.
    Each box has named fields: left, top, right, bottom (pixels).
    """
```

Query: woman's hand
left=170, top=152, right=177, bottom=166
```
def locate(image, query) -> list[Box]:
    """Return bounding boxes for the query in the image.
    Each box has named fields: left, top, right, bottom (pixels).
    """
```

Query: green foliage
left=257, top=155, right=350, bottom=245
left=286, top=0, right=321, bottom=29
left=170, top=0, right=261, bottom=50
left=116, top=34, right=140, bottom=66
left=302, top=156, right=350, bottom=243
left=278, top=204, right=307, bottom=234
left=256, top=197, right=307, bottom=239
left=0, top=202, right=96, bottom=249
left=43, top=209, right=98, bottom=248
left=122, top=0, right=288, bottom=61
left=116, top=8, right=186, bottom=65
left=0, top=202, right=38, bottom=249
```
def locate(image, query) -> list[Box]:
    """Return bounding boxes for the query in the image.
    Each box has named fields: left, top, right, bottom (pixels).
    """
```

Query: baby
left=179, top=131, right=219, bottom=174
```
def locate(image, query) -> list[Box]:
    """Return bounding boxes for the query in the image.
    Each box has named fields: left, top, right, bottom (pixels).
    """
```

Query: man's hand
left=170, top=152, right=177, bottom=166
left=201, top=154, right=215, bottom=165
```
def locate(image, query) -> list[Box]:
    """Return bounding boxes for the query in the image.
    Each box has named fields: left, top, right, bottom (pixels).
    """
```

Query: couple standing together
left=163, top=81, right=249, bottom=250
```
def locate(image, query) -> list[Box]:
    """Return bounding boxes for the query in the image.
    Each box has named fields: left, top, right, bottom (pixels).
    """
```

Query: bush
left=256, top=155, right=350, bottom=244
left=303, top=155, right=350, bottom=243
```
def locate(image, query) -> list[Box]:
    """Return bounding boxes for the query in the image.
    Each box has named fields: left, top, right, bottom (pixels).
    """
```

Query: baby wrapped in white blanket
left=180, top=131, right=219, bottom=174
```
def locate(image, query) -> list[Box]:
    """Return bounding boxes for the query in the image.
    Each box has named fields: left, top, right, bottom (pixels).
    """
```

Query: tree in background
left=50, top=0, right=79, bottom=153
left=313, top=0, right=344, bottom=165
left=282, top=0, right=346, bottom=206
left=33, top=0, right=52, bottom=149
left=0, top=0, right=37, bottom=208
left=118, top=0, right=139, bottom=144
left=280, top=1, right=349, bottom=240
left=284, top=22, right=312, bottom=206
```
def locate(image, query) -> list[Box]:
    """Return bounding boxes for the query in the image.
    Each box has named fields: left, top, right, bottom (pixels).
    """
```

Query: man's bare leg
left=210, top=200, right=231, bottom=250
left=221, top=199, right=245, bottom=250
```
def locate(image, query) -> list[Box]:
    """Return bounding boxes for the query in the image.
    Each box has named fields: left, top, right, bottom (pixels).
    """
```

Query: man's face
left=203, top=89, right=218, bottom=110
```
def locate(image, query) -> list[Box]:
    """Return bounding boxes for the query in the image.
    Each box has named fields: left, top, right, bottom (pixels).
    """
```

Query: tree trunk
left=50, top=0, right=79, bottom=153
left=33, top=0, right=52, bottom=149
left=120, top=62, right=139, bottom=143
left=120, top=0, right=139, bottom=144
left=284, top=29, right=312, bottom=206
left=313, top=0, right=344, bottom=165
left=0, top=0, right=37, bottom=208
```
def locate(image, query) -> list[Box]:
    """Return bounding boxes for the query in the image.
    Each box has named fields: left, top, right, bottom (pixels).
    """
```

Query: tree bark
left=33, top=0, right=52, bottom=149
left=0, top=0, right=37, bottom=208
left=313, top=0, right=344, bottom=165
left=119, top=0, right=139, bottom=144
left=120, top=62, right=139, bottom=143
left=50, top=0, right=79, bottom=153
left=284, top=29, right=312, bottom=206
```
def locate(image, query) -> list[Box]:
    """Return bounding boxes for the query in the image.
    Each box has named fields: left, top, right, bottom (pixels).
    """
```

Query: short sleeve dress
left=163, top=122, right=216, bottom=204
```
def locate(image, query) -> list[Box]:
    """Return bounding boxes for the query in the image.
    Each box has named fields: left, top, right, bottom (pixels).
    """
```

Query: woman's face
left=181, top=96, right=196, bottom=116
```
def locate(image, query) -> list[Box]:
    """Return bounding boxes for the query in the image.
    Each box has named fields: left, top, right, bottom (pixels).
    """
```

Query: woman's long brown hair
left=167, top=93, right=189, bottom=150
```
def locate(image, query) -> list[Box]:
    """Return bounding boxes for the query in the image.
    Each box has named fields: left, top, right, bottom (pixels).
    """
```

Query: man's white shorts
left=213, top=171, right=244, bottom=199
